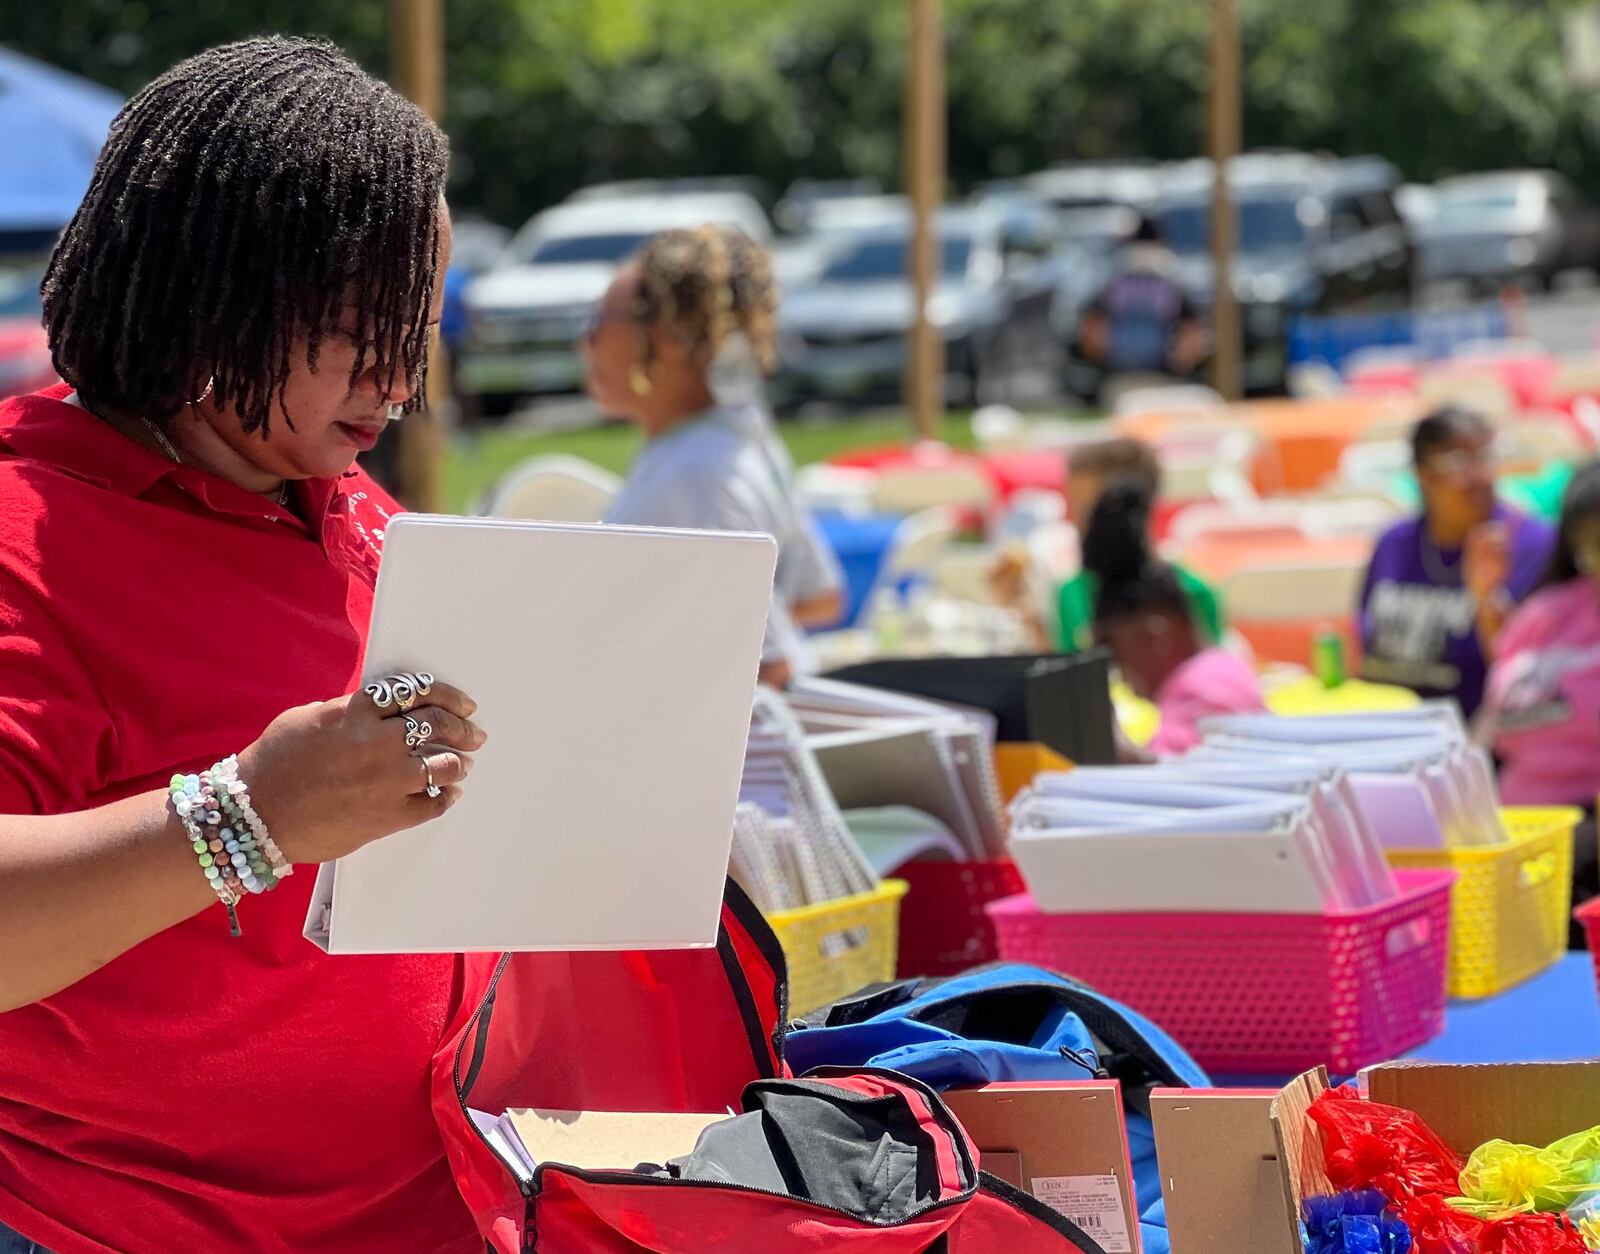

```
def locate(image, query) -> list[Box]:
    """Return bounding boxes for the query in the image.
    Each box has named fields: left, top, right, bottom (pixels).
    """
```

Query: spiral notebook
left=304, top=514, right=776, bottom=954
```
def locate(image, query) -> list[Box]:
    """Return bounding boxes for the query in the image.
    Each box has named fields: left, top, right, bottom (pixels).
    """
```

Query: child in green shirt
left=994, top=436, right=1226, bottom=651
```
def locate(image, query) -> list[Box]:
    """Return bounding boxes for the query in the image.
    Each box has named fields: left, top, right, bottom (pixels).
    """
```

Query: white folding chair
left=1299, top=497, right=1406, bottom=538
left=1155, top=427, right=1259, bottom=504
left=480, top=454, right=622, bottom=523
left=1025, top=415, right=1121, bottom=454
left=870, top=464, right=995, bottom=516
left=1545, top=356, right=1600, bottom=400
left=862, top=508, right=961, bottom=610
left=1223, top=561, right=1366, bottom=622
left=1338, top=439, right=1413, bottom=491
left=1416, top=371, right=1516, bottom=422
left=1111, top=382, right=1228, bottom=419
left=1499, top=418, right=1586, bottom=470
left=970, top=404, right=1029, bottom=451
left=1287, top=362, right=1346, bottom=399
left=796, top=463, right=880, bottom=515
left=1167, top=499, right=1311, bottom=548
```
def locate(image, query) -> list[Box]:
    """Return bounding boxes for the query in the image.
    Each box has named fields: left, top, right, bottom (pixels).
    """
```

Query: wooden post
left=391, top=0, right=447, bottom=512
left=905, top=0, right=946, bottom=442
left=1208, top=0, right=1243, bottom=401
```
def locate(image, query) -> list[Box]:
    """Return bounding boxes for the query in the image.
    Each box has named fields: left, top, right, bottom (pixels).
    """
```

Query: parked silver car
left=458, top=193, right=770, bottom=417
left=1419, top=170, right=1600, bottom=291
left=772, top=207, right=1059, bottom=409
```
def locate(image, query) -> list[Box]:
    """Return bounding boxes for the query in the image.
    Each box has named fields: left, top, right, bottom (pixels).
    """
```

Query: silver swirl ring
left=404, top=715, right=433, bottom=750
left=363, top=678, right=396, bottom=709
left=390, top=674, right=421, bottom=713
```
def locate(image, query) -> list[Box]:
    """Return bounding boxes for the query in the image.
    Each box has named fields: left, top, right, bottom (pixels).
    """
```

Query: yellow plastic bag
left=1450, top=1129, right=1600, bottom=1218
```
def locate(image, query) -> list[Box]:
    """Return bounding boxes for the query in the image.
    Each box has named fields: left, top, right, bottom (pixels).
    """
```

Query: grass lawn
left=443, top=411, right=978, bottom=512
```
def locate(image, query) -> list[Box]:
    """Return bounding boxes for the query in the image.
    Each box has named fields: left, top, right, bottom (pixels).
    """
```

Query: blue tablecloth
left=1409, top=952, right=1599, bottom=1065
left=1218, top=954, right=1599, bottom=1088
left=813, top=510, right=903, bottom=627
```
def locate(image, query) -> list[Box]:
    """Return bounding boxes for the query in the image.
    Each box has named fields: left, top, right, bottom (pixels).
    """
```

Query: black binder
left=824, top=650, right=1117, bottom=766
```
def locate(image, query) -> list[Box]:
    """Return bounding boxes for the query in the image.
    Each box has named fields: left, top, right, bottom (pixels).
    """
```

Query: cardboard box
left=1270, top=1061, right=1600, bottom=1248
left=1150, top=1088, right=1296, bottom=1254
left=943, top=1080, right=1141, bottom=1254
left=507, top=1108, right=725, bottom=1172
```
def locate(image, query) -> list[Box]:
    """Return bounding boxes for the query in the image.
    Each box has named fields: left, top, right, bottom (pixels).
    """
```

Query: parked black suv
left=1149, top=154, right=1416, bottom=392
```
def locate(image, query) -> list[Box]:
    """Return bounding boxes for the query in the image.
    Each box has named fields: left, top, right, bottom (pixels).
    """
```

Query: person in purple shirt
left=1358, top=406, right=1556, bottom=717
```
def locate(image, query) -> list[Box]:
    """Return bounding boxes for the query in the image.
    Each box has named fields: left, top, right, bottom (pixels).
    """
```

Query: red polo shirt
left=0, top=386, right=479, bottom=1253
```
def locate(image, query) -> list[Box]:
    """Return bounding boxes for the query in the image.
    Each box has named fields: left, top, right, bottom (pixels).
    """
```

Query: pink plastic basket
left=986, top=869, right=1456, bottom=1075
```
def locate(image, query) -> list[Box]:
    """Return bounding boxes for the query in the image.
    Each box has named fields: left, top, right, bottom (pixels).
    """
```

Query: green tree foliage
left=10, top=0, right=1600, bottom=230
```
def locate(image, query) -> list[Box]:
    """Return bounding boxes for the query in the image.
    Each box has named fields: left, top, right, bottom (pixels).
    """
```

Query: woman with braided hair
left=588, top=225, right=844, bottom=688
left=0, top=39, right=488, bottom=1253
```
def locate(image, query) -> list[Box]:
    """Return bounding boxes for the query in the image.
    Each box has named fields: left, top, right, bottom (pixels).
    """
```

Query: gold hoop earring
left=628, top=364, right=654, bottom=397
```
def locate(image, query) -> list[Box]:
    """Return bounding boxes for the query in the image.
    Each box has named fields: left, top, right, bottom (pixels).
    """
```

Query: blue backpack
left=784, top=964, right=1210, bottom=1254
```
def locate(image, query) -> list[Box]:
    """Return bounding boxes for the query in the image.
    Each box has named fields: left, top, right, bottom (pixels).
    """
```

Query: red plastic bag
left=1480, top=1212, right=1588, bottom=1254
left=1399, top=1195, right=1487, bottom=1254
left=1309, top=1088, right=1465, bottom=1202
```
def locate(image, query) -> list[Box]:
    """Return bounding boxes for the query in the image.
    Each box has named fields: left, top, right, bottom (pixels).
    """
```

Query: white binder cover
left=304, top=514, right=777, bottom=954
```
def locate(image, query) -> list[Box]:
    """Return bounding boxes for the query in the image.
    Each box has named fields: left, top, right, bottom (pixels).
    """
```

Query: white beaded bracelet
left=210, top=755, right=293, bottom=882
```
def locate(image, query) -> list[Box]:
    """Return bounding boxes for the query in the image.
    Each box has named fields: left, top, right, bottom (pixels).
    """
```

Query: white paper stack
left=789, top=678, right=1006, bottom=860
left=1197, top=706, right=1507, bottom=851
left=1005, top=705, right=1509, bottom=917
left=728, top=691, right=880, bottom=913
left=1009, top=790, right=1338, bottom=914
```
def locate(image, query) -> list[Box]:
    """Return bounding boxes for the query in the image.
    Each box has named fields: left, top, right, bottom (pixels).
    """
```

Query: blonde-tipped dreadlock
left=633, top=225, right=779, bottom=375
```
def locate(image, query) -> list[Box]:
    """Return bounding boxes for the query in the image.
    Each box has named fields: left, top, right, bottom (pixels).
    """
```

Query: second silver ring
left=403, top=715, right=433, bottom=750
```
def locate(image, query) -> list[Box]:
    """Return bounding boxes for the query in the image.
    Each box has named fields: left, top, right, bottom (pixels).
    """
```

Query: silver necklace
left=137, top=415, right=288, bottom=506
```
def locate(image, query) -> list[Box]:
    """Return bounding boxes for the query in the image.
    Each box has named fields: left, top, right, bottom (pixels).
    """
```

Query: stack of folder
left=729, top=691, right=880, bottom=913
left=789, top=678, right=1008, bottom=871
left=1008, top=705, right=1504, bottom=915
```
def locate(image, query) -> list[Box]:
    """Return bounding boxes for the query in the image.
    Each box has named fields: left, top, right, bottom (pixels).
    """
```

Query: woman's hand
left=1463, top=522, right=1511, bottom=607
left=236, top=680, right=486, bottom=865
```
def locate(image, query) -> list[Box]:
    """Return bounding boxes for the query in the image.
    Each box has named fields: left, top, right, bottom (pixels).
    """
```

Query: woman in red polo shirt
left=0, top=39, right=488, bottom=1254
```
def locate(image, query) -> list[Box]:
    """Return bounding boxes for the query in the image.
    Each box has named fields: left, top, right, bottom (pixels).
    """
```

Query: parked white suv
left=458, top=193, right=770, bottom=418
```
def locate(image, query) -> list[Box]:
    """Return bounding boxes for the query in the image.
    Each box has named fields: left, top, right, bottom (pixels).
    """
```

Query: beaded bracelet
left=169, top=773, right=243, bottom=936
left=168, top=757, right=288, bottom=936
left=210, top=755, right=293, bottom=883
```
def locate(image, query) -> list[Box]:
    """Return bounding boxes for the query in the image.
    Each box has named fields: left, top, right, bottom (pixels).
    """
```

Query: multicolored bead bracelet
left=168, top=758, right=288, bottom=936
left=210, top=755, right=293, bottom=884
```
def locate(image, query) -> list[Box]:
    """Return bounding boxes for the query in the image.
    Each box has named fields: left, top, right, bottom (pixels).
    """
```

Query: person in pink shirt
left=1084, top=479, right=1266, bottom=758
left=1482, top=462, right=1600, bottom=935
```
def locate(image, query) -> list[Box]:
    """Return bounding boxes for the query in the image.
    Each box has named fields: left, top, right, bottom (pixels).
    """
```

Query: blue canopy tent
left=0, top=47, right=121, bottom=241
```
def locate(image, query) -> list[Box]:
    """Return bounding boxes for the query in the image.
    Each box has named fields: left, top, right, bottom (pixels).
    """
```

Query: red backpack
left=431, top=882, right=1105, bottom=1254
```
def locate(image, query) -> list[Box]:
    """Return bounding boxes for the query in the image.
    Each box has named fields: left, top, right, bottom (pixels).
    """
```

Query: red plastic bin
left=895, top=858, right=1028, bottom=978
left=1577, top=898, right=1600, bottom=1001
left=986, top=869, right=1456, bottom=1075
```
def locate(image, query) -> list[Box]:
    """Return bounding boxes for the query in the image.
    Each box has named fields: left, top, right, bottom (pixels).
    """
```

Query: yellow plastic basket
left=1388, top=807, right=1580, bottom=1000
left=766, top=880, right=908, bottom=1016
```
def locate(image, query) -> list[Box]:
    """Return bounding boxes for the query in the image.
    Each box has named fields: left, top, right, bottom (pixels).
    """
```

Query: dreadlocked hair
left=42, top=36, right=449, bottom=437
left=633, top=225, right=779, bottom=374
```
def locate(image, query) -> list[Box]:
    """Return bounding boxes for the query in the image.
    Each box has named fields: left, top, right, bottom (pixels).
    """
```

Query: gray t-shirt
left=605, top=406, right=842, bottom=669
